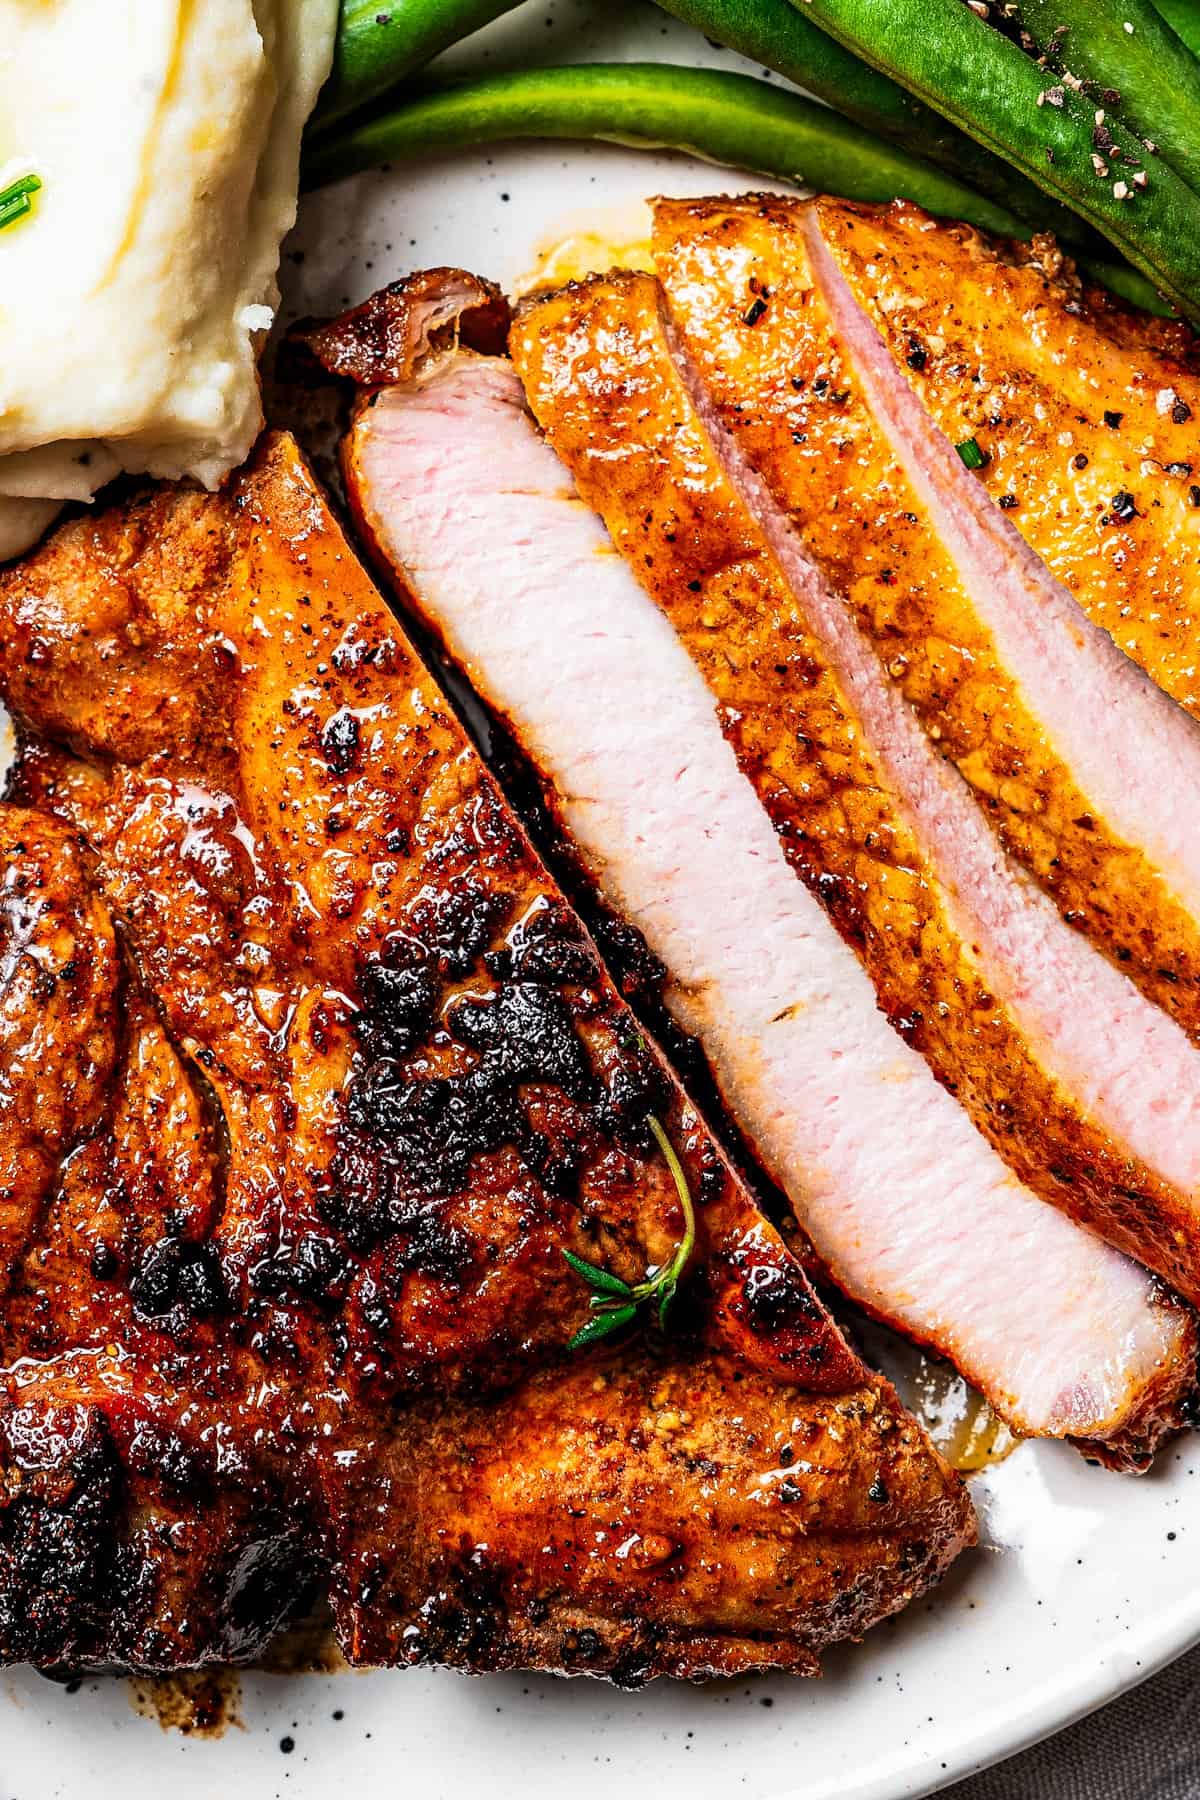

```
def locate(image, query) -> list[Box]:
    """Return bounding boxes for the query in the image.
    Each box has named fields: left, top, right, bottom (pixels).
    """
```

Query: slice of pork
left=511, top=269, right=1200, bottom=1314
left=342, top=342, right=1195, bottom=1465
left=804, top=198, right=1200, bottom=724
left=649, top=193, right=1200, bottom=1047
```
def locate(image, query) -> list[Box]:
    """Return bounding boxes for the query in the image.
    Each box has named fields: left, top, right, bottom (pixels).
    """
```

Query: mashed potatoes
left=0, top=0, right=337, bottom=556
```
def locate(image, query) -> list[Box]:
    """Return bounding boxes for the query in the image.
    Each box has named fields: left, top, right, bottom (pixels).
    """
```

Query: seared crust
left=0, top=430, right=973, bottom=1674
left=332, top=1348, right=971, bottom=1678
left=809, top=199, right=1200, bottom=722
left=649, top=194, right=1200, bottom=1046
left=287, top=268, right=511, bottom=389
left=0, top=811, right=118, bottom=1292
left=509, top=272, right=1200, bottom=1319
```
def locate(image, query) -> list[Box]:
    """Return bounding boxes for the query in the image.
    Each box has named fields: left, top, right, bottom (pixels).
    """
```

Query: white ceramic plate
left=5, top=4, right=1200, bottom=1796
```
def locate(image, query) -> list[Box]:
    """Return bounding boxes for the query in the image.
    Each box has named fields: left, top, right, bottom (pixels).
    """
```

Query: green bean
left=1154, top=1, right=1200, bottom=59
left=315, top=0, right=528, bottom=128
left=304, top=61, right=1174, bottom=312
left=304, top=60, right=1026, bottom=236
left=1013, top=0, right=1200, bottom=197
left=789, top=0, right=1200, bottom=323
left=1080, top=256, right=1173, bottom=313
left=652, top=0, right=1098, bottom=248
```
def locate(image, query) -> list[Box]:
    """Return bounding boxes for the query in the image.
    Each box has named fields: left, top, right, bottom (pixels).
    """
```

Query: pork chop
left=650, top=193, right=1200, bottom=1047
left=336, top=289, right=1195, bottom=1464
left=0, top=431, right=973, bottom=1675
left=808, top=198, right=1200, bottom=722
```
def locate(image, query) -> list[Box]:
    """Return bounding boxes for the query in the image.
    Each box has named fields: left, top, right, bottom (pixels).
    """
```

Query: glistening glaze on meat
left=650, top=193, right=1200, bottom=1045
left=341, top=334, right=1194, bottom=1462
left=0, top=429, right=971, bottom=1674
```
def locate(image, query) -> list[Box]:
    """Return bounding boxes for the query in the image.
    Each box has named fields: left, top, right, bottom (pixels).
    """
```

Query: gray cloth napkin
left=941, top=1645, right=1200, bottom=1798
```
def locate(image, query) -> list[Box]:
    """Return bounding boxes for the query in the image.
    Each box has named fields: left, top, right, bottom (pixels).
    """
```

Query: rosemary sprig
left=0, top=173, right=41, bottom=233
left=564, top=1114, right=696, bottom=1350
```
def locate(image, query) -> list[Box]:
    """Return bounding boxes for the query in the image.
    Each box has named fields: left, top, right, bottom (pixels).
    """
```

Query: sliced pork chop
left=509, top=271, right=1200, bottom=1311
left=341, top=332, right=1195, bottom=1463
left=650, top=194, right=1200, bottom=1045
left=805, top=199, right=1200, bottom=721
left=0, top=432, right=972, bottom=1675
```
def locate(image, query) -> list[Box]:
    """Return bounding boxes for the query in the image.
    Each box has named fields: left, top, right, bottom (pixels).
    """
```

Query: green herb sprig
left=955, top=436, right=987, bottom=470
left=563, top=1113, right=696, bottom=1350
left=0, top=174, right=41, bottom=233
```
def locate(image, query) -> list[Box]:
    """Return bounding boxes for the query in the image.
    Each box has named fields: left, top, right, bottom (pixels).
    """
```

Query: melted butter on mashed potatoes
left=0, top=0, right=337, bottom=558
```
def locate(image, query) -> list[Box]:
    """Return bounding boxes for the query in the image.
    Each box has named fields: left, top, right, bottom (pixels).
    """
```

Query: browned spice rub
left=646, top=193, right=1200, bottom=1043
left=510, top=272, right=1200, bottom=1306
left=0, top=428, right=971, bottom=1676
left=810, top=198, right=1200, bottom=720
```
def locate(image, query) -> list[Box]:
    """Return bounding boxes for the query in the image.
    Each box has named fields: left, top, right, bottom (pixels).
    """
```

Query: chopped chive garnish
left=0, top=194, right=31, bottom=231
left=0, top=174, right=41, bottom=234
left=955, top=436, right=986, bottom=470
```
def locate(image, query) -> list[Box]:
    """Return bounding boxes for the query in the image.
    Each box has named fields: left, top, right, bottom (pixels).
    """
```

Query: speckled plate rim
left=851, top=1598, right=1200, bottom=1800
left=5, top=6, right=1200, bottom=1798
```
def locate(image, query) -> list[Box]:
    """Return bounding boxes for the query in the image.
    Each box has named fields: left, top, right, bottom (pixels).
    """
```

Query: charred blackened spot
left=404, top=880, right=512, bottom=979
left=609, top=1633, right=664, bottom=1691
left=561, top=1625, right=605, bottom=1665
left=484, top=899, right=597, bottom=987
left=600, top=1038, right=669, bottom=1154
left=356, top=949, right=439, bottom=1058
left=381, top=1210, right=475, bottom=1285
left=339, top=976, right=608, bottom=1203
left=814, top=870, right=844, bottom=912
left=518, top=1129, right=585, bottom=1199
left=1104, top=489, right=1138, bottom=525
left=868, top=1476, right=890, bottom=1504
left=691, top=1137, right=726, bottom=1208
left=449, top=982, right=596, bottom=1100
left=889, top=1006, right=924, bottom=1044
left=320, top=707, right=361, bottom=775
left=89, top=1242, right=120, bottom=1282
left=0, top=1411, right=126, bottom=1665
left=334, top=899, right=670, bottom=1237
left=343, top=1057, right=525, bottom=1199
left=252, top=1233, right=352, bottom=1307
left=589, top=911, right=667, bottom=1004
left=130, top=1239, right=227, bottom=1325
left=407, top=1550, right=507, bottom=1666
left=740, top=1260, right=820, bottom=1335
left=126, top=1423, right=212, bottom=1504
